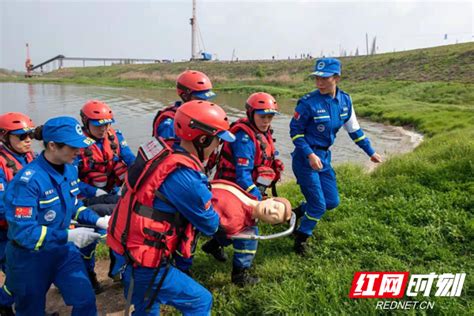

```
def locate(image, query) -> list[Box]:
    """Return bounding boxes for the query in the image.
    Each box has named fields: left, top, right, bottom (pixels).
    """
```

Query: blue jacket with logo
left=76, top=129, right=136, bottom=198
left=290, top=88, right=375, bottom=160
left=4, top=153, right=100, bottom=251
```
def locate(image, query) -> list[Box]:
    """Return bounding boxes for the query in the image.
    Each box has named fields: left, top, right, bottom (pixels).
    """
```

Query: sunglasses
left=16, top=132, right=35, bottom=141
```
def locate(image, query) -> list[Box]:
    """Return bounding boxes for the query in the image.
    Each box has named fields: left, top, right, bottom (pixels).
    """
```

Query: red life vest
left=78, top=128, right=125, bottom=191
left=152, top=102, right=181, bottom=139
left=214, top=118, right=277, bottom=185
left=0, top=146, right=35, bottom=229
left=107, top=138, right=203, bottom=268
left=0, top=146, right=35, bottom=182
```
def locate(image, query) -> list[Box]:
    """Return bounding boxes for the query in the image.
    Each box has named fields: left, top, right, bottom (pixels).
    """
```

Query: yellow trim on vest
left=292, top=134, right=305, bottom=141
left=39, top=196, right=59, bottom=205
left=34, top=226, right=47, bottom=251
left=354, top=135, right=367, bottom=143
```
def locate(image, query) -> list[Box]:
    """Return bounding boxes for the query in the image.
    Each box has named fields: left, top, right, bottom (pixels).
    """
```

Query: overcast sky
left=1, top=0, right=472, bottom=71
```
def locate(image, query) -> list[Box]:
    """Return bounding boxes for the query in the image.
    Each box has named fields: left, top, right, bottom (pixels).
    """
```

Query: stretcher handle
left=70, top=220, right=107, bottom=240
left=230, top=212, right=296, bottom=240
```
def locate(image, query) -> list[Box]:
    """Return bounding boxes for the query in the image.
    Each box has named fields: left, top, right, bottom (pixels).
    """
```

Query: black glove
left=214, top=225, right=228, bottom=240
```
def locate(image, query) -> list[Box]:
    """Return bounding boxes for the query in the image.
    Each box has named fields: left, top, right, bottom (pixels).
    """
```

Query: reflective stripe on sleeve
left=34, top=226, right=47, bottom=251
left=354, top=135, right=367, bottom=143
left=75, top=206, right=87, bottom=220
left=292, top=134, right=305, bottom=141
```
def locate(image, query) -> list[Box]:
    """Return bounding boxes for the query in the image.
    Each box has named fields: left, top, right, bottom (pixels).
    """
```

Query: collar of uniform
left=37, top=152, right=68, bottom=184
left=317, top=87, right=342, bottom=103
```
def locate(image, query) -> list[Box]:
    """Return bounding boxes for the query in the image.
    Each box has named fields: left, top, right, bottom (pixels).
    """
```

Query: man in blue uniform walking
left=290, top=58, right=382, bottom=255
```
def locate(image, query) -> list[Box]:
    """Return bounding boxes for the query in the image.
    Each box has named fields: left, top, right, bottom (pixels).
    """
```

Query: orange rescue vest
left=151, top=102, right=181, bottom=139
left=214, top=118, right=277, bottom=184
left=78, top=128, right=126, bottom=191
left=107, top=138, right=202, bottom=268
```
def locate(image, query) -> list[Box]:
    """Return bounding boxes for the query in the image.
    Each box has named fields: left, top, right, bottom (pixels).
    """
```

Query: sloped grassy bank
left=196, top=83, right=473, bottom=314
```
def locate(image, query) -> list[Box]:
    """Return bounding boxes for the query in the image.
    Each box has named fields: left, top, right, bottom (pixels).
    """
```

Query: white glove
left=96, top=215, right=111, bottom=230
left=67, top=227, right=101, bottom=248
left=95, top=188, right=108, bottom=197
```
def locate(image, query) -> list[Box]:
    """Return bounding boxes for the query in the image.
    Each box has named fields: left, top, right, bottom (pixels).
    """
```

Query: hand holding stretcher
left=210, top=180, right=295, bottom=240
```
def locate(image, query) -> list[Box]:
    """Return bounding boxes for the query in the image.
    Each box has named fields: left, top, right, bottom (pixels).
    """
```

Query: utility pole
left=25, top=43, right=32, bottom=77
left=190, top=0, right=197, bottom=60
left=366, top=33, right=369, bottom=56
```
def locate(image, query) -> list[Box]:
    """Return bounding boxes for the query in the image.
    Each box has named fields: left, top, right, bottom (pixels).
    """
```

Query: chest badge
left=44, top=210, right=57, bottom=222
left=317, top=124, right=326, bottom=132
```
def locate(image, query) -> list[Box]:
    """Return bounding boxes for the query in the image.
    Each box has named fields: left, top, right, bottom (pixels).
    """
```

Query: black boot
left=202, top=238, right=227, bottom=262
left=294, top=231, right=310, bottom=256
left=292, top=205, right=304, bottom=220
left=231, top=267, right=259, bottom=287
left=88, top=271, right=104, bottom=294
left=0, top=306, right=14, bottom=316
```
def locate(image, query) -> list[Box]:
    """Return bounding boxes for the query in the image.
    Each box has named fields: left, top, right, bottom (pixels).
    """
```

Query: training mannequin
left=211, top=180, right=291, bottom=236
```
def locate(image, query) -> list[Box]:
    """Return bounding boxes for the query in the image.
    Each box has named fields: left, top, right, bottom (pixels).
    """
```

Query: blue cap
left=255, top=109, right=280, bottom=115
left=43, top=116, right=95, bottom=148
left=89, top=118, right=115, bottom=127
left=192, top=89, right=216, bottom=100
left=310, top=58, right=341, bottom=77
left=217, top=130, right=236, bottom=143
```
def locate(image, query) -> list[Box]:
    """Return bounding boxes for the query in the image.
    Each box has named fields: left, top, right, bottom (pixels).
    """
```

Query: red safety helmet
left=174, top=100, right=234, bottom=142
left=80, top=100, right=115, bottom=127
left=176, top=70, right=216, bottom=101
left=246, top=92, right=279, bottom=117
left=0, top=112, right=35, bottom=140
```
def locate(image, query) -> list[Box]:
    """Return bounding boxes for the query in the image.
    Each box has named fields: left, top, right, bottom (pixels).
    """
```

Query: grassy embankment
left=4, top=43, right=473, bottom=314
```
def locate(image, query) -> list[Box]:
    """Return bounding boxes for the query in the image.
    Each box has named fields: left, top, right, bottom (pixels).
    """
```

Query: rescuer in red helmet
left=204, top=92, right=285, bottom=286
left=74, top=100, right=136, bottom=292
left=152, top=70, right=216, bottom=140
left=0, top=112, right=37, bottom=315
left=107, top=100, right=234, bottom=315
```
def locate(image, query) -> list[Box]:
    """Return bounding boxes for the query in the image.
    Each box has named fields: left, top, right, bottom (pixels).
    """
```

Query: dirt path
left=1, top=260, right=128, bottom=315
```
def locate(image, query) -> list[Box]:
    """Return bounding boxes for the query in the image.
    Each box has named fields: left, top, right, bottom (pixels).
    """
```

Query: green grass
left=36, top=43, right=473, bottom=314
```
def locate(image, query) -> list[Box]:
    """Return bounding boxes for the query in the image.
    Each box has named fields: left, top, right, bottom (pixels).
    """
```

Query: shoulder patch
left=20, top=169, right=36, bottom=183
left=0, top=183, right=4, bottom=192
left=240, top=133, right=250, bottom=143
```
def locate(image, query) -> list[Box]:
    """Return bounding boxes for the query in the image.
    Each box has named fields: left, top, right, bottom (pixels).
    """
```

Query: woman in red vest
left=0, top=112, right=36, bottom=315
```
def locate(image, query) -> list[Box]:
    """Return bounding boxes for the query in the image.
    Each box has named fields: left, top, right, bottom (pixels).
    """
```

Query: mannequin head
left=253, top=197, right=292, bottom=224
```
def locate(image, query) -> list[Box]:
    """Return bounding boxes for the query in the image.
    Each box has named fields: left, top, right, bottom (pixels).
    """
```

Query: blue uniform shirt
left=155, top=101, right=182, bottom=140
left=230, top=130, right=262, bottom=200
left=76, top=129, right=136, bottom=197
left=290, top=88, right=375, bottom=159
left=152, top=146, right=219, bottom=236
left=4, top=153, right=100, bottom=251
